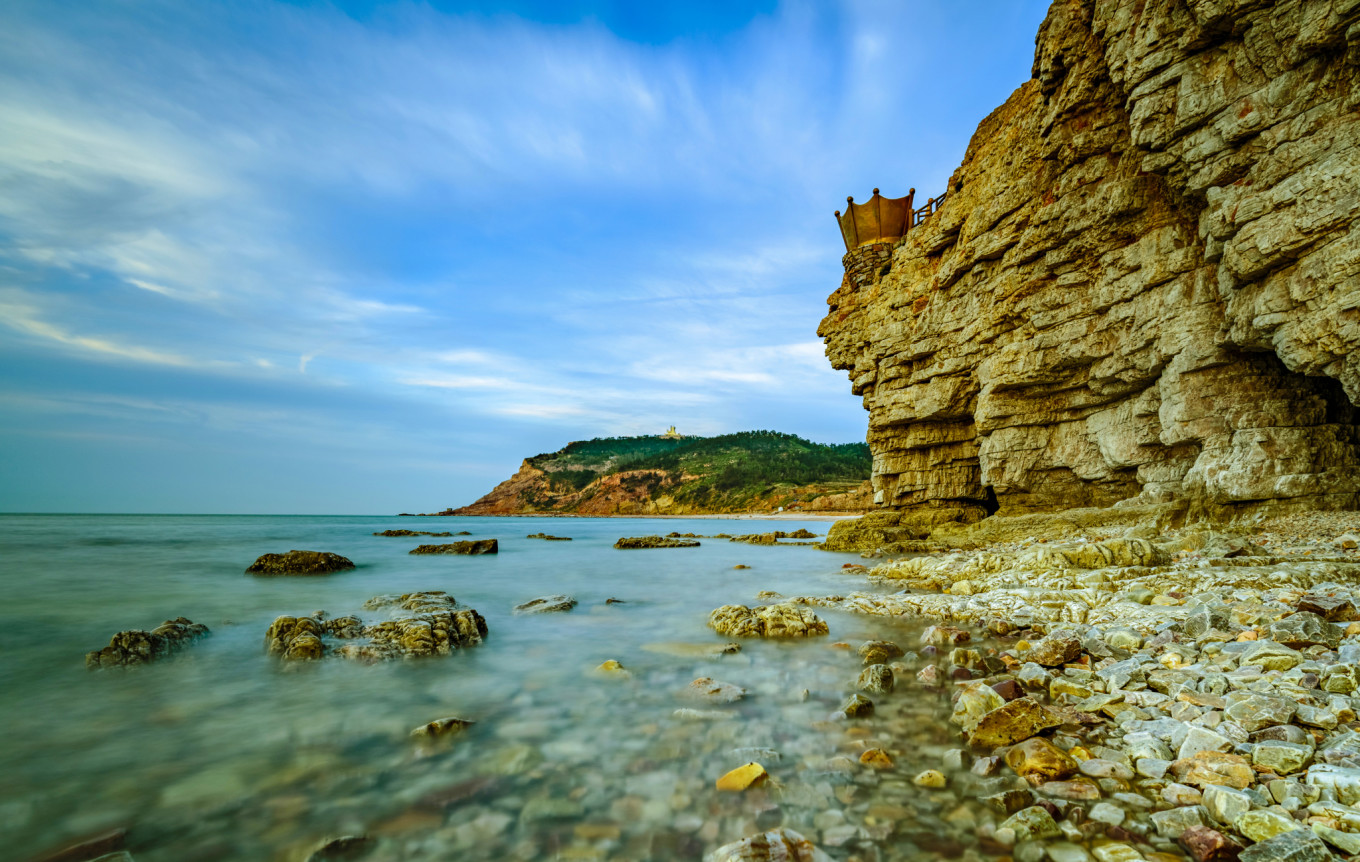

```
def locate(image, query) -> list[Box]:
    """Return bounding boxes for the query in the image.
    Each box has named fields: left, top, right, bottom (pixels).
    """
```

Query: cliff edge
left=821, top=0, right=1360, bottom=545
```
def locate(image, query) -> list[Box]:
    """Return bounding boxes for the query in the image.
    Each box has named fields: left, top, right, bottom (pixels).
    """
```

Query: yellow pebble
left=860, top=749, right=894, bottom=769
left=715, top=762, right=768, bottom=791
left=912, top=769, right=946, bottom=788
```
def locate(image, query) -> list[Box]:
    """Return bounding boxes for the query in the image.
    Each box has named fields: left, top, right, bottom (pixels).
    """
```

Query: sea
left=0, top=514, right=987, bottom=862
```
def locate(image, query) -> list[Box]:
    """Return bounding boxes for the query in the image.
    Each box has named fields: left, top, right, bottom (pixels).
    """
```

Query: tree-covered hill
left=447, top=431, right=872, bottom=515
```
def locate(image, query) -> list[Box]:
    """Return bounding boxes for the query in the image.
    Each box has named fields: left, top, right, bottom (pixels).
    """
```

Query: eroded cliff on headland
left=821, top=0, right=1360, bottom=547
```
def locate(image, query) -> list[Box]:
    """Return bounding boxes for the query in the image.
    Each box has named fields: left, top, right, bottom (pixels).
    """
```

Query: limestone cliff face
left=820, top=0, right=1360, bottom=530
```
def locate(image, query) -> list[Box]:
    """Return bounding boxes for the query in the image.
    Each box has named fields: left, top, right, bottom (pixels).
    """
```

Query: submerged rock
left=613, top=535, right=700, bottom=549
left=373, top=529, right=452, bottom=537
left=246, top=550, right=355, bottom=575
left=681, top=677, right=746, bottom=704
left=86, top=617, right=210, bottom=669
left=526, top=533, right=572, bottom=541
left=512, top=595, right=577, bottom=614
left=715, top=762, right=768, bottom=791
left=705, top=828, right=831, bottom=862
left=410, top=716, right=474, bottom=740
left=708, top=603, right=828, bottom=638
left=409, top=539, right=498, bottom=555
left=305, top=835, right=376, bottom=862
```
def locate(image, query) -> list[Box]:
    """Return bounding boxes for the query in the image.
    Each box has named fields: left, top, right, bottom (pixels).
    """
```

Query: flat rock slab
left=614, top=535, right=700, bottom=549
left=374, top=529, right=455, bottom=537
left=409, top=539, right=498, bottom=555
left=641, top=642, right=742, bottom=658
left=247, top=550, right=356, bottom=575
left=527, top=533, right=572, bottom=540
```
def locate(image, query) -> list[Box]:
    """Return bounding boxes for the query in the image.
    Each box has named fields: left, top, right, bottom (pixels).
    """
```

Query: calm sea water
left=0, top=514, right=977, bottom=862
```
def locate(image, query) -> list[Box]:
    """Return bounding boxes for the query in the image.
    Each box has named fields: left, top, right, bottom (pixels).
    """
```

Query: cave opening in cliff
left=981, top=486, right=1000, bottom=516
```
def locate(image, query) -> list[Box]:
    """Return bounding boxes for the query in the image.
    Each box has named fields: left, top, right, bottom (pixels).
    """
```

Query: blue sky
left=0, top=0, right=1049, bottom=514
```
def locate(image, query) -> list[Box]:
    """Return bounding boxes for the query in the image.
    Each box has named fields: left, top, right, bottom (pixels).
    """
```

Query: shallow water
left=0, top=515, right=1000, bottom=861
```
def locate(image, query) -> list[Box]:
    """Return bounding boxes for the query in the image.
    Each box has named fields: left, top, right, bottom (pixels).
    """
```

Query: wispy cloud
left=0, top=0, right=1050, bottom=512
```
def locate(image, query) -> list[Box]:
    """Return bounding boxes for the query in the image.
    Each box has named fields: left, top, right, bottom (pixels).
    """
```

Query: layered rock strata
left=820, top=0, right=1360, bottom=533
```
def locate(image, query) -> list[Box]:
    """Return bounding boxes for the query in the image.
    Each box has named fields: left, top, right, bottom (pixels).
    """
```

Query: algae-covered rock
left=614, top=535, right=700, bottom=549
left=409, top=539, right=498, bottom=555
left=709, top=603, right=828, bottom=638
left=86, top=617, right=211, bottom=669
left=246, top=550, right=355, bottom=575
left=268, top=591, right=487, bottom=662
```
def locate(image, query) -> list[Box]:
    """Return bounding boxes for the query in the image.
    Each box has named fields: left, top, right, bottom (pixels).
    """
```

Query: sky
left=0, top=0, right=1051, bottom=514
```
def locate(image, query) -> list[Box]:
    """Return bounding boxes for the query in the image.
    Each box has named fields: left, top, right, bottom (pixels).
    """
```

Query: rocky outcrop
left=373, top=529, right=456, bottom=537
left=613, top=535, right=700, bottom=549
left=246, top=550, right=355, bottom=575
left=820, top=0, right=1360, bottom=533
left=86, top=617, right=210, bottom=669
left=708, top=603, right=829, bottom=638
left=265, top=592, right=487, bottom=662
left=409, top=539, right=497, bottom=555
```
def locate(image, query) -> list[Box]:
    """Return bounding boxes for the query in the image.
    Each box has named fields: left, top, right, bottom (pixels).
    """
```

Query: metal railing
left=835, top=187, right=948, bottom=252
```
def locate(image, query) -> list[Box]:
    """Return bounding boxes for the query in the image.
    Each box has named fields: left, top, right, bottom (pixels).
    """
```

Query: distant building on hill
left=661, top=425, right=683, bottom=439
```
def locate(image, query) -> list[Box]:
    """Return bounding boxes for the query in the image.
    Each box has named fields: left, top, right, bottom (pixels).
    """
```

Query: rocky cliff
left=821, top=0, right=1360, bottom=539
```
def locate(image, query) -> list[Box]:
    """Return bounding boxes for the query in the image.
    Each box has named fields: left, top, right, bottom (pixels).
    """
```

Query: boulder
left=858, top=640, right=905, bottom=664
left=1003, top=738, right=1079, bottom=781
left=857, top=664, right=893, bottom=694
left=1266, top=612, right=1340, bottom=649
left=967, top=697, right=1060, bottom=749
left=1024, top=631, right=1082, bottom=667
left=246, top=550, right=355, bottom=575
left=708, top=604, right=828, bottom=638
left=86, top=617, right=210, bottom=669
left=409, top=540, right=498, bottom=555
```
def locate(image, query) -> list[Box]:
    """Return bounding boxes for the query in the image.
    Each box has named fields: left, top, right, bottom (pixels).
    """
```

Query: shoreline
left=408, top=511, right=865, bottom=521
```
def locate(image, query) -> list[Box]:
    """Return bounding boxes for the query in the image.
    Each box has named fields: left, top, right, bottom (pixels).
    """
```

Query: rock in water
left=246, top=550, right=355, bottom=575
left=410, top=717, right=474, bottom=740
left=408, top=539, right=497, bottom=555
left=708, top=603, right=828, bottom=638
left=715, top=762, right=768, bottom=791
left=86, top=617, right=210, bottom=669
left=705, top=828, right=831, bottom=862
left=373, top=529, right=452, bottom=537
left=266, top=591, right=487, bottom=662
left=512, top=595, right=577, bottom=614
left=613, top=535, right=700, bottom=549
